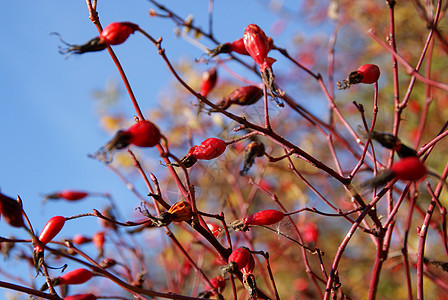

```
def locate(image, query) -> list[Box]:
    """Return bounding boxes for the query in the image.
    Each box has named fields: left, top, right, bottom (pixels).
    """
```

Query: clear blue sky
left=0, top=0, right=327, bottom=297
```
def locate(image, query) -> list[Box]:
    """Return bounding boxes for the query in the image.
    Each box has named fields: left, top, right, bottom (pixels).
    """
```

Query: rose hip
left=208, top=37, right=250, bottom=57
left=100, top=22, right=139, bottom=45
left=91, top=120, right=161, bottom=164
left=33, top=216, right=66, bottom=271
left=244, top=209, right=285, bottom=227
left=227, top=247, right=251, bottom=273
left=337, top=64, right=380, bottom=90
left=215, top=85, right=263, bottom=110
left=391, top=156, right=427, bottom=181
left=243, top=24, right=274, bottom=71
left=44, top=190, right=88, bottom=202
left=41, top=268, right=93, bottom=291
left=59, top=22, right=139, bottom=55
left=35, top=216, right=66, bottom=251
left=179, top=138, right=227, bottom=168
left=362, top=156, right=427, bottom=188
left=200, top=67, right=218, bottom=98
left=72, top=234, right=92, bottom=245
left=243, top=24, right=283, bottom=102
left=241, top=253, right=255, bottom=275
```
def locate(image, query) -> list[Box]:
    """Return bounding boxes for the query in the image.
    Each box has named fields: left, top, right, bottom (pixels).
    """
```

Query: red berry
left=126, top=120, right=161, bottom=147
left=337, top=64, right=380, bottom=90
left=192, top=138, right=227, bottom=160
left=216, top=85, right=263, bottom=110
left=36, top=216, right=66, bottom=251
left=228, top=247, right=251, bottom=271
left=207, top=223, right=221, bottom=237
left=209, top=276, right=226, bottom=294
left=59, top=268, right=93, bottom=285
left=0, top=193, right=24, bottom=228
left=208, top=37, right=249, bottom=57
left=64, top=294, right=97, bottom=300
left=72, top=234, right=92, bottom=245
left=33, top=216, right=66, bottom=271
left=243, top=209, right=285, bottom=226
left=59, top=190, right=89, bottom=201
left=93, top=231, right=105, bottom=250
left=241, top=253, right=255, bottom=275
left=357, top=64, right=381, bottom=84
left=100, top=22, right=139, bottom=45
left=91, top=120, right=161, bottom=164
left=200, top=67, right=218, bottom=97
left=302, top=222, right=319, bottom=244
left=391, top=156, right=427, bottom=181
left=229, top=37, right=250, bottom=55
left=179, top=138, right=227, bottom=168
left=243, top=24, right=275, bottom=71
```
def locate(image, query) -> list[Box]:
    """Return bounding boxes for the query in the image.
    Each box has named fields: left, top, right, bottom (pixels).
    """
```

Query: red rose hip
left=227, top=247, right=251, bottom=272
left=91, top=120, right=161, bottom=164
left=100, top=22, right=139, bottom=45
left=179, top=138, right=227, bottom=168
left=337, top=64, right=380, bottom=90
left=244, top=209, right=285, bottom=226
left=391, top=156, right=427, bottom=181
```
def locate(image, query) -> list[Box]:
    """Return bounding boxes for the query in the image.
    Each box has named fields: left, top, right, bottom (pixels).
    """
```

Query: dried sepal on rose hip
left=90, top=119, right=161, bottom=164
left=240, top=141, right=265, bottom=175
left=0, top=193, right=25, bottom=228
left=43, top=190, right=89, bottom=202
left=337, top=64, right=380, bottom=90
left=147, top=201, right=193, bottom=227
left=361, top=156, right=427, bottom=189
left=33, top=216, right=66, bottom=272
left=41, top=268, right=93, bottom=291
left=168, top=201, right=193, bottom=223
left=213, top=85, right=263, bottom=111
left=179, top=138, right=227, bottom=168
left=243, top=24, right=284, bottom=104
left=363, top=130, right=417, bottom=158
left=56, top=22, right=140, bottom=56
